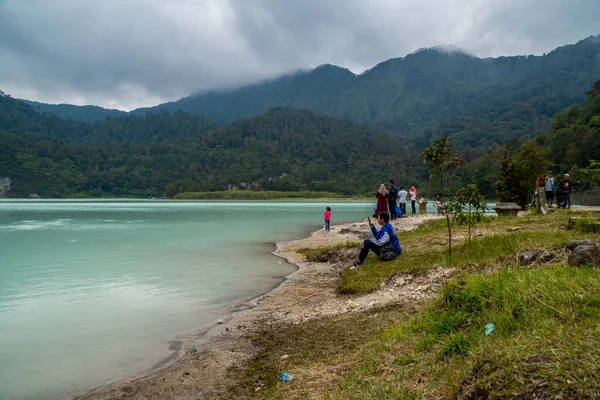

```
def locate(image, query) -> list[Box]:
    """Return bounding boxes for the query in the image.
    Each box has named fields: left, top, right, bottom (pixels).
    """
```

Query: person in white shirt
left=398, top=187, right=408, bottom=218
left=544, top=171, right=555, bottom=207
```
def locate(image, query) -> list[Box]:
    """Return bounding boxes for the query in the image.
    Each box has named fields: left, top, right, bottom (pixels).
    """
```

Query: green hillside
left=0, top=92, right=426, bottom=198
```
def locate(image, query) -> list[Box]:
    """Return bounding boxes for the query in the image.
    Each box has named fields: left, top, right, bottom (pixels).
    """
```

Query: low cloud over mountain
left=1, top=0, right=599, bottom=110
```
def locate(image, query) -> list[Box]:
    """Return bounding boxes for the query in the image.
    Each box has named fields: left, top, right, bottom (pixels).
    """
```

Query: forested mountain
left=24, top=35, right=600, bottom=150
left=0, top=92, right=425, bottom=197
left=134, top=64, right=356, bottom=124
left=133, top=35, right=600, bottom=148
left=23, top=100, right=126, bottom=123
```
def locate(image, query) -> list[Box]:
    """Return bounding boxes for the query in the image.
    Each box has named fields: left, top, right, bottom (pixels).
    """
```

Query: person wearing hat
left=544, top=171, right=556, bottom=207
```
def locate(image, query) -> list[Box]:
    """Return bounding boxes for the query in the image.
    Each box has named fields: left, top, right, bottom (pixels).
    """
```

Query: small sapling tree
left=422, top=138, right=463, bottom=263
left=447, top=184, right=487, bottom=246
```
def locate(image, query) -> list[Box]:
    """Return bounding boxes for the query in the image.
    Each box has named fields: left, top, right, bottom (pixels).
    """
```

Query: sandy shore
left=77, top=215, right=452, bottom=400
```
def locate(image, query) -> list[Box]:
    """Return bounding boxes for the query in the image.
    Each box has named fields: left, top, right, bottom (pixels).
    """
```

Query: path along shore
left=79, top=215, right=451, bottom=400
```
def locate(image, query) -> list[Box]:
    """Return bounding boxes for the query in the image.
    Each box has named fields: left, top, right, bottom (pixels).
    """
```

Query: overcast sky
left=1, top=0, right=599, bottom=111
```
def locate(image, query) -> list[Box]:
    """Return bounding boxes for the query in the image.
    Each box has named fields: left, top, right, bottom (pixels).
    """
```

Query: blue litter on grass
left=485, top=323, right=495, bottom=336
left=280, top=372, right=292, bottom=382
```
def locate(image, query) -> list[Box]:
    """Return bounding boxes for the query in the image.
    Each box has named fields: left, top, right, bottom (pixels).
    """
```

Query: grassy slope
left=228, top=211, right=600, bottom=399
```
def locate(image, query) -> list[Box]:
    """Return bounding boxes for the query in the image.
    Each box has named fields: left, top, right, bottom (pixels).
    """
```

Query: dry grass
left=226, top=304, right=424, bottom=399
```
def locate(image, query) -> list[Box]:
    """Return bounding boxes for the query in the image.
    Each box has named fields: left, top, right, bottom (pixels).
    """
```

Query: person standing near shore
left=410, top=186, right=417, bottom=215
left=558, top=173, right=578, bottom=209
left=418, top=197, right=427, bottom=215
left=387, top=180, right=399, bottom=220
left=534, top=174, right=544, bottom=208
left=374, top=184, right=389, bottom=217
left=398, top=186, right=407, bottom=217
left=350, top=211, right=402, bottom=269
left=545, top=171, right=555, bottom=207
left=324, top=206, right=331, bottom=233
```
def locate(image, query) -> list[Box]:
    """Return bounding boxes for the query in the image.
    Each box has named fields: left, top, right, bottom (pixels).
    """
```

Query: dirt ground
left=77, top=215, right=451, bottom=400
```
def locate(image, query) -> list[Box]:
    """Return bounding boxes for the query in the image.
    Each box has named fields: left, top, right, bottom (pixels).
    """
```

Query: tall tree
left=495, top=140, right=553, bottom=208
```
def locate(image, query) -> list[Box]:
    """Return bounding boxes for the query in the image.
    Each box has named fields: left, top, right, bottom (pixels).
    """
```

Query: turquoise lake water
left=0, top=200, right=373, bottom=400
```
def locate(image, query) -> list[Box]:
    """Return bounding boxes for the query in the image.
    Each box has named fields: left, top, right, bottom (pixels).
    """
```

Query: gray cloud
left=0, top=0, right=599, bottom=110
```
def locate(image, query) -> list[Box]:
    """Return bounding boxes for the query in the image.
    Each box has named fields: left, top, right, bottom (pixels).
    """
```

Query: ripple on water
left=0, top=219, right=147, bottom=232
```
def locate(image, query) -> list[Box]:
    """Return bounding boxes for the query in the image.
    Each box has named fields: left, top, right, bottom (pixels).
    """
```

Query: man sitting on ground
left=350, top=211, right=402, bottom=269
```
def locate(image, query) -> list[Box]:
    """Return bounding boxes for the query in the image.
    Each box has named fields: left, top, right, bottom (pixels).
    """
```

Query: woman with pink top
left=410, top=186, right=417, bottom=215
left=324, top=206, right=332, bottom=232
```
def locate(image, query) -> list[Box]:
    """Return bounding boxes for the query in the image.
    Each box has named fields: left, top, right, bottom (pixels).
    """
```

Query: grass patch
left=344, top=265, right=600, bottom=399
left=571, top=216, right=600, bottom=233
left=339, top=211, right=597, bottom=294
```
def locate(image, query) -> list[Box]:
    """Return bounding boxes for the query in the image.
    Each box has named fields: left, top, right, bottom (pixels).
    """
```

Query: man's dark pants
left=562, top=192, right=571, bottom=208
left=388, top=200, right=397, bottom=219
left=357, top=240, right=398, bottom=264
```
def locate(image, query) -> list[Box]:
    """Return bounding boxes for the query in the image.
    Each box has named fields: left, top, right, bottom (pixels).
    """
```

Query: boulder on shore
left=494, top=202, right=521, bottom=217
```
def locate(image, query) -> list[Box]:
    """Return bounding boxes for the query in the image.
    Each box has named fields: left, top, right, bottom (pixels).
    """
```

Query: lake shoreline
left=77, top=215, right=439, bottom=400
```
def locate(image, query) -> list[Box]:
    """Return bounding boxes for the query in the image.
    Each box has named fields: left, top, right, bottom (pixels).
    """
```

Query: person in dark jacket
left=387, top=180, right=399, bottom=219
left=558, top=173, right=578, bottom=209
left=350, top=211, right=402, bottom=269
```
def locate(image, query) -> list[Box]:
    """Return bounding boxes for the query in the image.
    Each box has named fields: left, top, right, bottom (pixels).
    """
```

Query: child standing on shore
left=324, top=206, right=332, bottom=232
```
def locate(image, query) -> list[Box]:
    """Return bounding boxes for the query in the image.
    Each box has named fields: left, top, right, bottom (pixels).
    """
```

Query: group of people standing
left=375, top=180, right=418, bottom=219
left=539, top=171, right=577, bottom=209
left=349, top=180, right=419, bottom=269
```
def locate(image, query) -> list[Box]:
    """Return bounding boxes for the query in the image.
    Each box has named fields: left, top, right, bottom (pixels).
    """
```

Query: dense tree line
left=23, top=100, right=127, bottom=123
left=0, top=92, right=428, bottom=197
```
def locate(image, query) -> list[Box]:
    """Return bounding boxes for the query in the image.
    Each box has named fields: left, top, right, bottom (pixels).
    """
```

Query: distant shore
left=1, top=194, right=373, bottom=201
left=77, top=215, right=437, bottom=399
